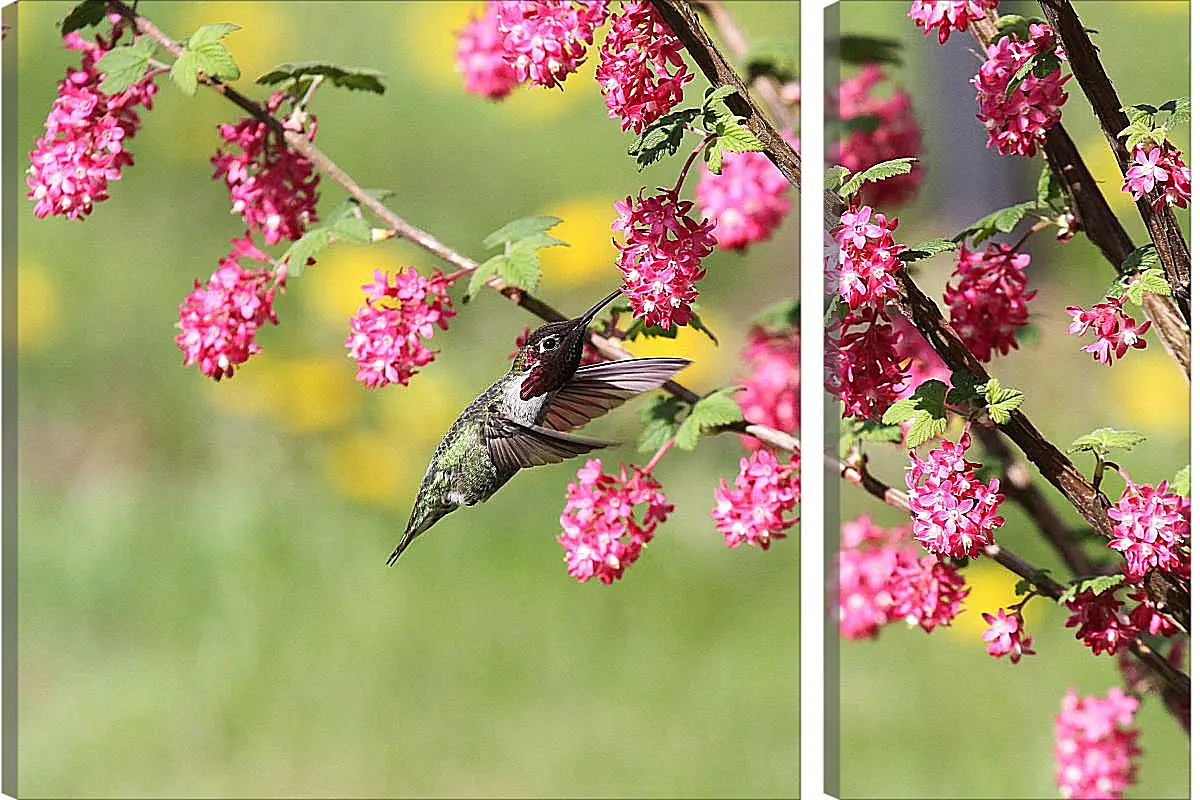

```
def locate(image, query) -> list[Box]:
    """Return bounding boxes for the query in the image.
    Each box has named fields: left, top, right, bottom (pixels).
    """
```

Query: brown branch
left=1038, top=0, right=1191, bottom=320
left=831, top=455, right=1191, bottom=700
left=649, top=0, right=799, bottom=190
left=111, top=0, right=798, bottom=455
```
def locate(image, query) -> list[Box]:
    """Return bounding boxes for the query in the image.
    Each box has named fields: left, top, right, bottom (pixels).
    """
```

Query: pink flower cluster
left=1122, top=143, right=1191, bottom=211
left=495, top=0, right=608, bottom=89
left=28, top=23, right=159, bottom=220
left=697, top=131, right=797, bottom=250
left=944, top=243, right=1036, bottom=362
left=833, top=64, right=923, bottom=206
left=826, top=308, right=906, bottom=420
left=1107, top=480, right=1190, bottom=580
left=596, top=1, right=691, bottom=133
left=345, top=268, right=456, bottom=389
left=736, top=325, right=800, bottom=442
left=613, top=189, right=716, bottom=329
left=558, top=458, right=673, bottom=584
left=829, top=206, right=904, bottom=310
left=1126, top=588, right=1181, bottom=638
left=175, top=236, right=285, bottom=381
left=906, top=431, right=1006, bottom=559
left=837, top=515, right=968, bottom=639
left=973, top=23, right=1070, bottom=157
left=981, top=607, right=1035, bottom=663
left=1063, top=587, right=1137, bottom=656
left=1054, top=688, right=1141, bottom=800
left=907, top=0, right=998, bottom=44
left=456, top=1, right=521, bottom=99
left=211, top=92, right=319, bottom=246
left=1065, top=296, right=1150, bottom=366
left=711, top=449, right=799, bottom=550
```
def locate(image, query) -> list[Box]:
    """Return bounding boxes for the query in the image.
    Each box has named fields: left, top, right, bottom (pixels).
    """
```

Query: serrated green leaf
left=839, top=417, right=904, bottom=458
left=703, top=85, right=739, bottom=109
left=1030, top=50, right=1060, bottom=80
left=715, top=120, right=762, bottom=154
left=328, top=216, right=372, bottom=244
left=256, top=60, right=387, bottom=94
left=675, top=389, right=745, bottom=451
left=188, top=22, right=240, bottom=48
left=628, top=108, right=697, bottom=170
left=839, top=157, right=917, bottom=199
left=465, top=256, right=502, bottom=301
left=1170, top=464, right=1190, bottom=497
left=881, top=380, right=948, bottom=448
left=96, top=38, right=156, bottom=94
left=1059, top=574, right=1125, bottom=604
left=1066, top=427, right=1146, bottom=456
left=495, top=244, right=541, bottom=293
left=957, top=201, right=1036, bottom=246
left=993, top=14, right=1034, bottom=41
left=192, top=40, right=241, bottom=82
left=1120, top=243, right=1161, bottom=274
left=60, top=0, right=107, bottom=36
left=837, top=35, right=903, bottom=66
left=982, top=378, right=1023, bottom=425
left=637, top=395, right=686, bottom=453
left=1117, top=119, right=1155, bottom=144
left=824, top=165, right=851, bottom=191
left=945, top=370, right=984, bottom=408
left=170, top=50, right=201, bottom=95
left=279, top=217, right=372, bottom=276
left=898, top=238, right=957, bottom=262
left=483, top=216, right=561, bottom=249
left=1036, top=163, right=1065, bottom=208
left=1004, top=54, right=1039, bottom=99
left=704, top=139, right=724, bottom=174
left=751, top=297, right=800, bottom=334
left=1159, top=97, right=1190, bottom=130
left=1138, top=267, right=1171, bottom=297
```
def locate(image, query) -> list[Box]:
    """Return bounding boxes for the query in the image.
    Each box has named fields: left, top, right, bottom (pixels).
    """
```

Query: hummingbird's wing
left=542, top=357, right=691, bottom=432
left=486, top=417, right=615, bottom=473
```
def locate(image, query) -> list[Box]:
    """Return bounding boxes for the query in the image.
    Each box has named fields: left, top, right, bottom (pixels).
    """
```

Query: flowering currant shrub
left=832, top=4, right=1188, bottom=796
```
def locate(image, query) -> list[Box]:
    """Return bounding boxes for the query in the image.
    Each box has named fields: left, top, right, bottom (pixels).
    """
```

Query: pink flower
left=973, top=23, right=1070, bottom=157
left=905, top=430, right=1005, bottom=559
left=837, top=515, right=967, bottom=639
left=613, top=188, right=716, bottom=329
left=1055, top=688, right=1141, bottom=799
left=981, top=607, right=1035, bottom=663
left=211, top=92, right=319, bottom=246
left=495, top=0, right=608, bottom=90
left=1065, top=296, right=1150, bottom=366
left=828, top=205, right=904, bottom=310
left=832, top=64, right=923, bottom=206
left=175, top=236, right=284, bottom=381
left=944, top=243, right=1037, bottom=361
left=736, top=325, right=799, bottom=444
left=697, top=130, right=797, bottom=250
left=456, top=1, right=521, bottom=99
left=1122, top=143, right=1191, bottom=211
left=595, top=0, right=691, bottom=133
left=1063, top=588, right=1137, bottom=656
left=711, top=449, right=799, bottom=550
left=1106, top=479, right=1189, bottom=580
left=27, top=24, right=158, bottom=220
left=345, top=267, right=456, bottom=388
left=1126, top=589, right=1180, bottom=638
left=558, top=458, right=673, bottom=584
left=826, top=307, right=907, bottom=420
left=908, top=0, right=999, bottom=44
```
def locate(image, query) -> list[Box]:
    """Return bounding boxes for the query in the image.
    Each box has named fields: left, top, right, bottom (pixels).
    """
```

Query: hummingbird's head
left=516, top=289, right=622, bottom=400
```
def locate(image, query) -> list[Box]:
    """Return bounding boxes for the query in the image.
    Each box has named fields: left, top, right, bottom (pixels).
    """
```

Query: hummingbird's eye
left=539, top=336, right=559, bottom=353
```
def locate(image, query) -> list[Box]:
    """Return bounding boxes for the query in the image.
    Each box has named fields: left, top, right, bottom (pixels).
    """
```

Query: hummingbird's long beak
left=573, top=289, right=623, bottom=327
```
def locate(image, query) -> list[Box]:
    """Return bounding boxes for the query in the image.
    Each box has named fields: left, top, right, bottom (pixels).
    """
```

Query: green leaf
left=838, top=417, right=904, bottom=458
left=742, top=38, right=799, bottom=83
left=1120, top=243, right=1161, bottom=274
left=60, top=0, right=108, bottom=36
left=686, top=310, right=720, bottom=346
left=1066, top=427, right=1147, bottom=457
left=1131, top=267, right=1171, bottom=305
left=192, top=40, right=241, bottom=82
left=169, top=50, right=201, bottom=95
left=1014, top=567, right=1053, bottom=597
left=957, top=201, right=1036, bottom=246
left=982, top=378, right=1024, bottom=425
left=675, top=388, right=745, bottom=451
left=992, top=14, right=1035, bottom=42
left=637, top=395, right=687, bottom=453
left=256, top=60, right=388, bottom=95
left=1170, top=464, right=1190, bottom=497
left=751, top=297, right=799, bottom=334
left=280, top=217, right=372, bottom=276
left=715, top=119, right=763, bottom=154
left=945, top=370, right=984, bottom=408
left=1004, top=54, right=1038, bottom=98
left=898, top=238, right=957, bottom=262
left=703, top=85, right=739, bottom=109
left=704, top=139, right=724, bottom=174
left=824, top=165, right=851, bottom=191
left=625, top=318, right=678, bottom=341
left=628, top=108, right=698, bottom=170
left=483, top=216, right=561, bottom=249
left=841, top=115, right=881, bottom=136
left=494, top=244, right=542, bottom=293
left=880, top=380, right=948, bottom=448
left=96, top=38, right=157, bottom=94
left=187, top=22, right=240, bottom=48
left=1059, top=574, right=1125, bottom=605
left=1036, top=164, right=1066, bottom=208
left=1158, top=97, right=1190, bottom=130
left=837, top=35, right=903, bottom=66
left=1030, top=50, right=1061, bottom=79
left=465, top=256, right=501, bottom=301
left=838, top=157, right=918, bottom=199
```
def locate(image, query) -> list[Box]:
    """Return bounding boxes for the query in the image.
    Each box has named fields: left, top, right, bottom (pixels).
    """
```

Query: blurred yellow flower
left=622, top=307, right=728, bottom=387
left=538, top=196, right=620, bottom=289
left=210, top=354, right=358, bottom=433
left=943, top=559, right=1043, bottom=642
left=302, top=244, right=395, bottom=328
left=404, top=2, right=476, bottom=91
left=1113, top=350, right=1189, bottom=433
left=17, top=262, right=59, bottom=351
left=327, top=429, right=413, bottom=506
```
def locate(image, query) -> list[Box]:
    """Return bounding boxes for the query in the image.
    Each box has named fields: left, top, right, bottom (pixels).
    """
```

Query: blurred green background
left=14, top=2, right=799, bottom=798
left=832, top=2, right=1189, bottom=798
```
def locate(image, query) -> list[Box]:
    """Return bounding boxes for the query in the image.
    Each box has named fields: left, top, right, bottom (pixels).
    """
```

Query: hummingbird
left=387, top=289, right=689, bottom=565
